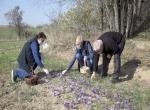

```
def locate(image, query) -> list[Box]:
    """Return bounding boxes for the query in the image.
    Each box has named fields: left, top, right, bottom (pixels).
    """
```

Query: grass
left=0, top=40, right=25, bottom=73
left=0, top=40, right=150, bottom=110
left=0, top=26, right=42, bottom=40
left=0, top=27, right=16, bottom=40
left=132, top=32, right=150, bottom=41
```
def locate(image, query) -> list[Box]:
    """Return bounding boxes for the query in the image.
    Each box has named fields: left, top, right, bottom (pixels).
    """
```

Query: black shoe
left=111, top=78, right=119, bottom=84
left=101, top=73, right=108, bottom=78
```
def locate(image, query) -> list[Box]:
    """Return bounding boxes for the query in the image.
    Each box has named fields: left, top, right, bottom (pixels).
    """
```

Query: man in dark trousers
left=62, top=35, right=94, bottom=75
left=11, top=32, right=49, bottom=82
left=91, top=32, right=125, bottom=83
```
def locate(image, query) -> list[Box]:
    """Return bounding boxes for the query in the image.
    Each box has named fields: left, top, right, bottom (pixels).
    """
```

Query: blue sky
left=0, top=0, right=73, bottom=27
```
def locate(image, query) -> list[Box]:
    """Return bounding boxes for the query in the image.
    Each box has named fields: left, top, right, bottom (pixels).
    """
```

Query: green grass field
left=0, top=27, right=17, bottom=40
left=0, top=26, right=43, bottom=40
left=0, top=39, right=150, bottom=110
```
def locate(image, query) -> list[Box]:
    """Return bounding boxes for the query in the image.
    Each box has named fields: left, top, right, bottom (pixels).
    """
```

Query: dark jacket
left=67, top=41, right=93, bottom=71
left=93, top=32, right=125, bottom=72
left=98, top=32, right=123, bottom=54
left=17, top=37, right=44, bottom=72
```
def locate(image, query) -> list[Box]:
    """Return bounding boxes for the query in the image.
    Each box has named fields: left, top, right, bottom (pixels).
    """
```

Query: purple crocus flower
left=70, top=100, right=76, bottom=109
left=92, top=88, right=98, bottom=94
left=79, top=77, right=86, bottom=84
left=87, top=100, right=92, bottom=105
left=64, top=101, right=70, bottom=108
left=80, top=88, right=85, bottom=94
left=114, top=101, right=121, bottom=110
left=53, top=90, right=60, bottom=96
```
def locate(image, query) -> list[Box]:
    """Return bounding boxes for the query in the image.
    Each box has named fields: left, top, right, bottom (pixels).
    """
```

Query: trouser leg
left=113, top=54, right=121, bottom=79
left=76, top=53, right=84, bottom=68
left=86, top=58, right=93, bottom=72
left=113, top=36, right=125, bottom=79
left=14, top=68, right=32, bottom=80
left=102, top=53, right=111, bottom=76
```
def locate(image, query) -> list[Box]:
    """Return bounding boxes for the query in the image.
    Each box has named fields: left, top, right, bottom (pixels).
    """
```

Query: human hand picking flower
left=43, top=68, right=49, bottom=75
left=91, top=72, right=96, bottom=80
left=107, top=54, right=112, bottom=59
left=62, top=69, right=67, bottom=75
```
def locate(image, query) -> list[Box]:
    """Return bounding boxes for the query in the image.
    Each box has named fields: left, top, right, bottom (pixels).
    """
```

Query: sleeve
left=87, top=41, right=94, bottom=59
left=31, top=41, right=44, bottom=68
left=93, top=51, right=100, bottom=72
left=67, top=51, right=77, bottom=71
left=112, top=42, right=120, bottom=54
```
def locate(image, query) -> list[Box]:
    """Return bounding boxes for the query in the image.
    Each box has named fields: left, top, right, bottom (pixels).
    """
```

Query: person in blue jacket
left=62, top=35, right=94, bottom=75
left=11, top=32, right=49, bottom=82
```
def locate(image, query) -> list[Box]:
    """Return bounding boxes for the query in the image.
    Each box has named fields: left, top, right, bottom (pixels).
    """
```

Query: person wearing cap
left=11, top=32, right=49, bottom=82
left=62, top=35, right=94, bottom=75
left=91, top=32, right=125, bottom=83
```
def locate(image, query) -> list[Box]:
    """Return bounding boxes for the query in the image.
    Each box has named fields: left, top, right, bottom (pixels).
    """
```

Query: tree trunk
left=114, top=0, right=121, bottom=32
left=100, top=6, right=104, bottom=31
left=104, top=1, right=115, bottom=31
left=130, top=0, right=137, bottom=36
left=137, top=0, right=142, bottom=16
left=120, top=0, right=127, bottom=35
left=114, top=0, right=119, bottom=32
left=125, top=1, right=133, bottom=38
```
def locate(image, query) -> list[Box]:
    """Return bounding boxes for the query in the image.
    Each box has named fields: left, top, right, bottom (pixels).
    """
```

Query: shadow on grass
left=119, top=59, right=141, bottom=82
left=95, top=59, right=141, bottom=83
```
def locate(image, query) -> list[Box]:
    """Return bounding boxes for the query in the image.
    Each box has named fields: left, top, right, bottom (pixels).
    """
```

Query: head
left=36, top=32, right=47, bottom=45
left=75, top=35, right=83, bottom=49
left=93, top=40, right=103, bottom=54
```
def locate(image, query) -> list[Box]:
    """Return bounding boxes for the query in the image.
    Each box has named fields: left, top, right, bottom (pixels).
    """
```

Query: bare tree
left=5, top=6, right=24, bottom=39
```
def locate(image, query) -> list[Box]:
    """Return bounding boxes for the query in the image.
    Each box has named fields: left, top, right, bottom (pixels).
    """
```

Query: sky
left=0, top=0, right=73, bottom=27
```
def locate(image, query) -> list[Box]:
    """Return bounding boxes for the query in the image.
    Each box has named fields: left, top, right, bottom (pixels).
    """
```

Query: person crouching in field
left=62, top=35, right=94, bottom=75
left=91, top=32, right=125, bottom=83
left=11, top=32, right=49, bottom=82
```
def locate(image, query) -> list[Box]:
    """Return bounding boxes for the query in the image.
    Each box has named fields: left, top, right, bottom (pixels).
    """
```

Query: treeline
left=50, top=0, right=150, bottom=38
left=5, top=6, right=37, bottom=39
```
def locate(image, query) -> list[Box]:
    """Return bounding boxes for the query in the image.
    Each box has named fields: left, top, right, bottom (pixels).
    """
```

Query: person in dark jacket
left=11, top=32, right=49, bottom=82
left=91, top=32, right=125, bottom=83
left=62, top=35, right=94, bottom=75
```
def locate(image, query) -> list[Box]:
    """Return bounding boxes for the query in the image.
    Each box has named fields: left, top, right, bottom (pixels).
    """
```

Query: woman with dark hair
left=11, top=32, right=49, bottom=82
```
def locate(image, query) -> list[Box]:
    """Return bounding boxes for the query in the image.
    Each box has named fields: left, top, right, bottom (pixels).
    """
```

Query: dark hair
left=36, top=32, right=47, bottom=39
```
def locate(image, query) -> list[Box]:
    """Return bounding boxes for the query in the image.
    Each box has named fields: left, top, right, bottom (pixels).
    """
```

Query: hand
left=43, top=68, right=49, bottom=75
left=91, top=72, right=96, bottom=80
left=62, top=69, right=67, bottom=75
left=107, top=54, right=112, bottom=59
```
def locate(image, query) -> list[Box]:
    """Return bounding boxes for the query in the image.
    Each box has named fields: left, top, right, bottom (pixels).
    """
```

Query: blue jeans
left=13, top=63, right=32, bottom=80
left=76, top=53, right=93, bottom=71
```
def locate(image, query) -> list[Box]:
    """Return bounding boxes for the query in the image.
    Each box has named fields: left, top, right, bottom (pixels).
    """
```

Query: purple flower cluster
left=63, top=100, right=77, bottom=109
left=107, top=99, right=133, bottom=110
left=52, top=89, right=61, bottom=97
left=106, top=93, right=133, bottom=110
left=49, top=76, right=134, bottom=109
